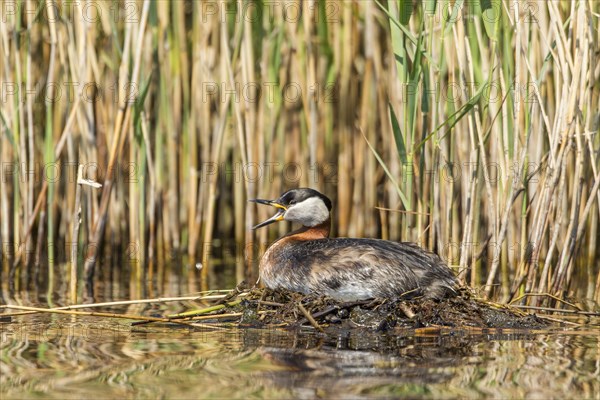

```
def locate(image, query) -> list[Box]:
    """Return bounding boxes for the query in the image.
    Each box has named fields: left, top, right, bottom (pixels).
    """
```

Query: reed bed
left=0, top=1, right=598, bottom=307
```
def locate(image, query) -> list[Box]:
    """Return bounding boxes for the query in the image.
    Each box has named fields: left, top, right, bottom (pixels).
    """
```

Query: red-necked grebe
left=251, top=188, right=456, bottom=301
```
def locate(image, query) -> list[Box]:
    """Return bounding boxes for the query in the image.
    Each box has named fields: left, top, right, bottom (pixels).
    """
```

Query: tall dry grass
left=0, top=1, right=598, bottom=306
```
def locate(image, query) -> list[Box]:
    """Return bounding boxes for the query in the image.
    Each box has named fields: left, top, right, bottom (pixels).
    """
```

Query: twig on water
left=0, top=292, right=239, bottom=317
left=513, top=305, right=600, bottom=317
left=166, top=299, right=243, bottom=319
left=509, top=293, right=582, bottom=310
left=214, top=281, right=248, bottom=305
left=297, top=302, right=324, bottom=332
left=188, top=310, right=275, bottom=322
left=0, top=304, right=224, bottom=330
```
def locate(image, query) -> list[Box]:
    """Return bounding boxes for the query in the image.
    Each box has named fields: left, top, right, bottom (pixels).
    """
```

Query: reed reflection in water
left=1, top=312, right=598, bottom=399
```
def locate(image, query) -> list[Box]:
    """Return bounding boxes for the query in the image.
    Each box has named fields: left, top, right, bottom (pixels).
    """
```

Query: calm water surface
left=1, top=268, right=599, bottom=399
left=1, top=308, right=598, bottom=399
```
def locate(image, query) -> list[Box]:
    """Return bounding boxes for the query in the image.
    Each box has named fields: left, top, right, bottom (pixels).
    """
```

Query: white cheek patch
left=284, top=197, right=330, bottom=227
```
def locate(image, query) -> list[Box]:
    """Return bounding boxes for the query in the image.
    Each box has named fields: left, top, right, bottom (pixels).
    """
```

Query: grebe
left=251, top=188, right=456, bottom=301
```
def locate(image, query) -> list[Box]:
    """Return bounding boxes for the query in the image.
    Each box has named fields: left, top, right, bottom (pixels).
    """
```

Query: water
left=1, top=267, right=598, bottom=399
left=1, top=311, right=598, bottom=399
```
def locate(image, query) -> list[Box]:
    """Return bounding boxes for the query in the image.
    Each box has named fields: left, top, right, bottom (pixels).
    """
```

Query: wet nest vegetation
left=5, top=287, right=600, bottom=333
left=170, top=286, right=550, bottom=333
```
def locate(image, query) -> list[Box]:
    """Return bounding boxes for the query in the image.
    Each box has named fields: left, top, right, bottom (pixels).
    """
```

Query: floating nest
left=4, top=286, right=597, bottom=333
left=175, top=286, right=549, bottom=333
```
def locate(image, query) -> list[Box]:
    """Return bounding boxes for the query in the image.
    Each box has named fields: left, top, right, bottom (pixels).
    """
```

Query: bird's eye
left=289, top=200, right=297, bottom=205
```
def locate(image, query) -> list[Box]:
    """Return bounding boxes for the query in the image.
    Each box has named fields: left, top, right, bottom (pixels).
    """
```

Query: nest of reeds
left=168, top=284, right=549, bottom=333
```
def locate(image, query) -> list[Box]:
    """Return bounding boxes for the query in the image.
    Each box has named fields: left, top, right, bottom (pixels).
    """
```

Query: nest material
left=200, top=287, right=549, bottom=332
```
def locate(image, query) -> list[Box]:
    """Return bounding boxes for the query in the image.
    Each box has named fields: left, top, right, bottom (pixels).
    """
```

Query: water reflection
left=1, top=313, right=598, bottom=399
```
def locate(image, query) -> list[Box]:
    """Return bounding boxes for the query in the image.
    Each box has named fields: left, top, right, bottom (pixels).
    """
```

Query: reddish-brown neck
left=284, top=218, right=331, bottom=241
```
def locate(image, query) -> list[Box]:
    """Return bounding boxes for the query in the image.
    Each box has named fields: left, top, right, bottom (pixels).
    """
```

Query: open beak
left=249, top=199, right=287, bottom=230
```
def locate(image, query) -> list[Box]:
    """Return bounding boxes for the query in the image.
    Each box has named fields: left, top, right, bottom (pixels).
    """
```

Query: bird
left=250, top=188, right=456, bottom=301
